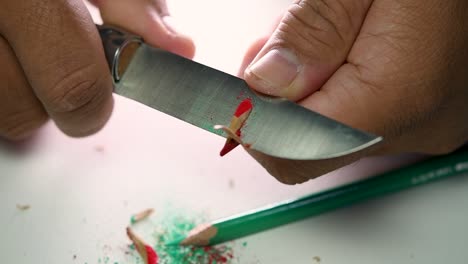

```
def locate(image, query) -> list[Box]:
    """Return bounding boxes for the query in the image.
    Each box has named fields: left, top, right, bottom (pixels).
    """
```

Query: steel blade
left=115, top=44, right=381, bottom=160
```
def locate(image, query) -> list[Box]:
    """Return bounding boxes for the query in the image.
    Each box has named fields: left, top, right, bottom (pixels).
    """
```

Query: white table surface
left=1, top=1, right=468, bottom=263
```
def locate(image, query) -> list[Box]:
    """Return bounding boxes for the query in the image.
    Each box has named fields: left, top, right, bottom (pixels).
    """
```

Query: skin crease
left=240, top=0, right=468, bottom=184
left=1, top=0, right=467, bottom=184
left=0, top=0, right=194, bottom=140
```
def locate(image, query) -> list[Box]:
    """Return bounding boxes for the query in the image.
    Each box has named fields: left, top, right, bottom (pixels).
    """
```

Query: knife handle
left=96, top=24, right=142, bottom=82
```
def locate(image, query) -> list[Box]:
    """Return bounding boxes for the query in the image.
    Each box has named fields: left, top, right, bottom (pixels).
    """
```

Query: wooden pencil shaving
left=214, top=125, right=245, bottom=145
left=16, top=204, right=31, bottom=211
left=180, top=223, right=218, bottom=246
left=131, top=208, right=154, bottom=224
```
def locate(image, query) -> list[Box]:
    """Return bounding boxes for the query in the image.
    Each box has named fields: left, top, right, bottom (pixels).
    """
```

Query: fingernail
left=246, top=49, right=301, bottom=95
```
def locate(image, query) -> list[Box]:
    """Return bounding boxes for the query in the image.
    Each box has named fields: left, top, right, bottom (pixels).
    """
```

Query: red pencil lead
left=233, top=98, right=253, bottom=118
left=219, top=140, right=239, bottom=156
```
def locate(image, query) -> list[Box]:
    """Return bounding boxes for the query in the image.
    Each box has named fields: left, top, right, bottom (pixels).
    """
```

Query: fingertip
left=165, top=34, right=196, bottom=60
left=57, top=96, right=114, bottom=137
left=246, top=148, right=309, bottom=185
left=144, top=15, right=196, bottom=59
left=53, top=77, right=114, bottom=138
left=170, top=35, right=196, bottom=59
left=244, top=48, right=305, bottom=100
left=238, top=37, right=269, bottom=77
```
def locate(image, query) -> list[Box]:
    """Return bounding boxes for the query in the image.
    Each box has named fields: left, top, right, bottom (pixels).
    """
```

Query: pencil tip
left=220, top=141, right=239, bottom=156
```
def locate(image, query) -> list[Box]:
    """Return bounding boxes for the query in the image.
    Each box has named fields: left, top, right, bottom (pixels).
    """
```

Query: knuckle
left=46, top=63, right=105, bottom=113
left=267, top=165, right=294, bottom=185
left=1, top=109, right=48, bottom=141
left=279, top=0, right=353, bottom=53
left=250, top=152, right=303, bottom=185
left=264, top=159, right=314, bottom=185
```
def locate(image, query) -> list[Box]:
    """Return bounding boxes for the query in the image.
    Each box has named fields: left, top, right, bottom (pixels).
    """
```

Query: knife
left=97, top=24, right=382, bottom=160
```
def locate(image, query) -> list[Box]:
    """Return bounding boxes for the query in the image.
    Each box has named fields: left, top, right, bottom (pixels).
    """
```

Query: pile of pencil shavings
left=126, top=208, right=236, bottom=264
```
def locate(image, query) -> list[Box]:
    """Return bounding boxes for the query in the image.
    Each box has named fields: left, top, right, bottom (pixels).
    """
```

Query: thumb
left=93, top=0, right=195, bottom=59
left=244, top=0, right=372, bottom=101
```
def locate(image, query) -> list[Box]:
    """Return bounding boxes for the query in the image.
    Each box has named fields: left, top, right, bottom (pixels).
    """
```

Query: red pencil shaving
left=126, top=227, right=158, bottom=264
left=218, top=98, right=253, bottom=156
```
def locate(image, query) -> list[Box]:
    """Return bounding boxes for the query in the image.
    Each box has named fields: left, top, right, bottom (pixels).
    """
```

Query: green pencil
left=167, top=149, right=468, bottom=246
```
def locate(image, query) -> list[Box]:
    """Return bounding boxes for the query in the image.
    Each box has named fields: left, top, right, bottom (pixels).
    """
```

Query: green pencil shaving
left=167, top=149, right=468, bottom=247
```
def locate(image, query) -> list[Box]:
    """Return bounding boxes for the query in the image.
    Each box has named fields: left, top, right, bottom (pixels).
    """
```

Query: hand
left=0, top=0, right=194, bottom=140
left=239, top=0, right=468, bottom=184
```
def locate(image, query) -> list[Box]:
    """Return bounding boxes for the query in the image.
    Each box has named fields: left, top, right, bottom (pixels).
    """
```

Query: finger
left=237, top=16, right=282, bottom=77
left=94, top=0, right=195, bottom=59
left=0, top=0, right=114, bottom=137
left=0, top=36, right=48, bottom=140
left=237, top=36, right=269, bottom=78
left=300, top=0, right=463, bottom=153
left=247, top=147, right=370, bottom=185
left=244, top=0, right=373, bottom=101
left=245, top=0, right=468, bottom=183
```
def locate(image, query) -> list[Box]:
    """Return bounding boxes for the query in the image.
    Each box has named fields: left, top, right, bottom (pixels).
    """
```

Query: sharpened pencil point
left=219, top=140, right=239, bottom=156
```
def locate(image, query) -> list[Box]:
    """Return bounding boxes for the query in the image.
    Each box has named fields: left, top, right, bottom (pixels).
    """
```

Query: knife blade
left=97, top=25, right=382, bottom=160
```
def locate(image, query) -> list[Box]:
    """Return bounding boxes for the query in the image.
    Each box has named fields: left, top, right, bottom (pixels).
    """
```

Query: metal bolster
left=96, top=24, right=142, bottom=82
